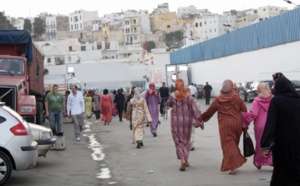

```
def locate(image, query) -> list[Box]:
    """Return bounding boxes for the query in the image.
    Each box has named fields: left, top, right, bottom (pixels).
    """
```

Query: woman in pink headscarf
left=144, top=82, right=161, bottom=137
left=242, top=82, right=274, bottom=169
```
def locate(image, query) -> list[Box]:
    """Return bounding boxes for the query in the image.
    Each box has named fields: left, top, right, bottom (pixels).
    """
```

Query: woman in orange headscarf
left=167, top=79, right=203, bottom=171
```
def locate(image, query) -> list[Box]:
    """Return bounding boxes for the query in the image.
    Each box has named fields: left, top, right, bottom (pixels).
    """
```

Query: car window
left=0, top=116, right=6, bottom=124
left=292, top=81, right=300, bottom=87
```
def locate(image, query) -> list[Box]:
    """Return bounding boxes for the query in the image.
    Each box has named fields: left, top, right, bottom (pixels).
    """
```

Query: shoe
left=120, top=120, right=123, bottom=122
left=153, top=133, right=157, bottom=137
left=190, top=147, right=195, bottom=151
left=146, top=124, right=149, bottom=127
left=180, top=162, right=186, bottom=171
left=229, top=169, right=237, bottom=175
left=186, top=162, right=190, bottom=167
left=76, top=137, right=80, bottom=141
left=141, top=142, right=144, bottom=146
left=137, top=142, right=142, bottom=149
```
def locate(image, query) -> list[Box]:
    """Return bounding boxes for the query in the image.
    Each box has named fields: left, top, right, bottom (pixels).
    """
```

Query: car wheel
left=0, top=151, right=12, bottom=185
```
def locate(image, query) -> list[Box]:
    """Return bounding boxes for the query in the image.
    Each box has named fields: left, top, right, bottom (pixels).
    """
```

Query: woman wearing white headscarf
left=126, top=88, right=152, bottom=149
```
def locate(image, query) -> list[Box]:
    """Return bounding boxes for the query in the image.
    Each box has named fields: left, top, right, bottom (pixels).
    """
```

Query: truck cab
left=0, top=30, right=44, bottom=124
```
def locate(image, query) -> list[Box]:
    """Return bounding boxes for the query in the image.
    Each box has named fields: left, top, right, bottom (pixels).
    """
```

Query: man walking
left=67, top=85, right=85, bottom=141
left=204, top=82, right=213, bottom=105
left=188, top=83, right=197, bottom=98
left=45, top=84, right=66, bottom=136
left=158, top=82, right=169, bottom=116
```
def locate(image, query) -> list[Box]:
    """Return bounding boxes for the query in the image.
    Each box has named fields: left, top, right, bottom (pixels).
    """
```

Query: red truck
left=0, top=30, right=44, bottom=124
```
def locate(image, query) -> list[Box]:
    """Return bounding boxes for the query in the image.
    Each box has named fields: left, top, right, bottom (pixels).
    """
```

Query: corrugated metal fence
left=170, top=8, right=300, bottom=64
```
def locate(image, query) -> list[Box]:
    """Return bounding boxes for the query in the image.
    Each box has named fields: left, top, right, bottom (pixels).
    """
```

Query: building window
left=195, top=23, right=198, bottom=27
left=167, top=25, right=170, bottom=28
left=81, top=46, right=86, bottom=51
left=133, top=19, right=136, bottom=24
left=204, top=21, right=206, bottom=25
left=200, top=22, right=202, bottom=27
left=47, top=58, right=51, bottom=63
left=69, top=46, right=72, bottom=51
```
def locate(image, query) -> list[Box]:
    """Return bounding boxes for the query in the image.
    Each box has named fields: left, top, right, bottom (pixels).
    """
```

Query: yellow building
left=150, top=12, right=194, bottom=33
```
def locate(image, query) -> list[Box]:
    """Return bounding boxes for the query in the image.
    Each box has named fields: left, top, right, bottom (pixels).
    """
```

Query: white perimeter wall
left=189, top=40, right=300, bottom=97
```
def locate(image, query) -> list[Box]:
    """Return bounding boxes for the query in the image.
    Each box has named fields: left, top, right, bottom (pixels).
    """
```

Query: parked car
left=0, top=102, right=38, bottom=185
left=246, top=80, right=274, bottom=102
left=241, top=81, right=254, bottom=102
left=196, top=84, right=205, bottom=99
left=29, top=123, right=56, bottom=157
left=290, top=80, right=300, bottom=95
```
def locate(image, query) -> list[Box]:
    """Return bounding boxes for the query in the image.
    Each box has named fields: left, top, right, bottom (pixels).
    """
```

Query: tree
left=33, top=17, right=45, bottom=38
left=24, top=19, right=32, bottom=33
left=165, top=30, right=184, bottom=48
left=0, top=12, right=15, bottom=29
left=143, top=41, right=156, bottom=52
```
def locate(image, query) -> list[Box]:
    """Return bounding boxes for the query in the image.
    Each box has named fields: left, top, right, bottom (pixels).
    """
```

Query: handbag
left=243, top=131, right=255, bottom=157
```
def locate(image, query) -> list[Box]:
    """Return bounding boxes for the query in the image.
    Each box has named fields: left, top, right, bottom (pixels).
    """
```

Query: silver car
left=0, top=103, right=38, bottom=185
left=29, top=123, right=56, bottom=157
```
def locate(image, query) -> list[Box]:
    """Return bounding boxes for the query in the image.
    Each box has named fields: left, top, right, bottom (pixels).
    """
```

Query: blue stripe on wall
left=170, top=8, right=300, bottom=65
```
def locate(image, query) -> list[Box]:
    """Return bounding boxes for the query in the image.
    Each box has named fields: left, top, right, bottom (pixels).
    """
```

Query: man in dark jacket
left=114, top=89, right=125, bottom=122
left=204, top=82, right=213, bottom=105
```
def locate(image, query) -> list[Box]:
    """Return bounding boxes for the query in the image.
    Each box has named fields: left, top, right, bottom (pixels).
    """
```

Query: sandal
left=180, top=162, right=186, bottom=171
left=186, top=162, right=190, bottom=167
left=229, top=170, right=237, bottom=175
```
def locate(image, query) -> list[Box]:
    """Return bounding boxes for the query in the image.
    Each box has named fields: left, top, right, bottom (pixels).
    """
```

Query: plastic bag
left=243, top=131, right=255, bottom=157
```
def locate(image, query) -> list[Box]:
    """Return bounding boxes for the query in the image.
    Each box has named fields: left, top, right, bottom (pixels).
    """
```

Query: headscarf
left=174, top=78, right=189, bottom=101
left=147, top=82, right=158, bottom=96
left=257, top=83, right=272, bottom=98
left=134, top=87, right=142, bottom=99
left=221, top=79, right=233, bottom=94
left=274, top=77, right=298, bottom=97
left=272, top=72, right=284, bottom=81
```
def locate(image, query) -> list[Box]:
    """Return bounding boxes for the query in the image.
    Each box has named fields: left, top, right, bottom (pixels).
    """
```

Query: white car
left=0, top=103, right=38, bottom=185
left=29, top=123, right=56, bottom=157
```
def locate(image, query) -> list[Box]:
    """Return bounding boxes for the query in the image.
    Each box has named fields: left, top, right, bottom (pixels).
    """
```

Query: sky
left=1, top=0, right=297, bottom=18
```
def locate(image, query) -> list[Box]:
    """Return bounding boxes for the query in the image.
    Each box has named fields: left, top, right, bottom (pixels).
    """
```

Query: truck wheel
left=0, top=151, right=12, bottom=185
left=36, top=102, right=44, bottom=125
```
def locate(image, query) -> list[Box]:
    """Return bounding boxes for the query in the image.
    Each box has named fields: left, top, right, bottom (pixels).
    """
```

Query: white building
left=257, top=6, right=287, bottom=21
left=35, top=38, right=82, bottom=66
left=183, top=12, right=236, bottom=46
left=152, top=3, right=170, bottom=14
left=69, top=9, right=99, bottom=32
left=46, top=16, right=57, bottom=40
left=13, top=18, right=24, bottom=30
left=123, top=10, right=151, bottom=45
left=177, top=6, right=209, bottom=20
